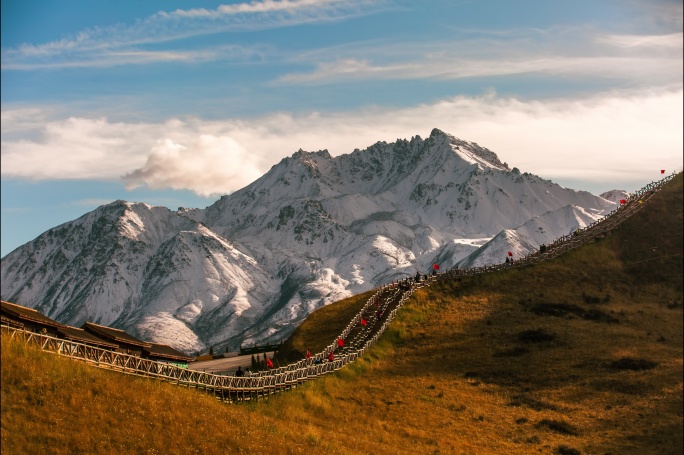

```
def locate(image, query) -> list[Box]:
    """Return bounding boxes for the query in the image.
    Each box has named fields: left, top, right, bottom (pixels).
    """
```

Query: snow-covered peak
left=429, top=128, right=508, bottom=172
left=599, top=189, right=630, bottom=203
left=1, top=128, right=621, bottom=353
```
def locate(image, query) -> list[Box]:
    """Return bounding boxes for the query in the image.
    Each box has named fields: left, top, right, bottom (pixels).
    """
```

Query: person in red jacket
left=328, top=352, right=334, bottom=362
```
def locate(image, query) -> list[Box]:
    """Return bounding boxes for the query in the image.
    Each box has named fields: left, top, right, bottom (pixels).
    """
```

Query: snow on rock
left=136, top=312, right=204, bottom=354
left=600, top=189, right=630, bottom=203
left=458, top=203, right=612, bottom=268
left=1, top=129, right=616, bottom=353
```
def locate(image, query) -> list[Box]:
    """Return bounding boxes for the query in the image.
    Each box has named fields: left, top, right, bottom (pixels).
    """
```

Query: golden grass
left=2, top=174, right=682, bottom=454
left=1, top=335, right=319, bottom=454
left=276, top=289, right=375, bottom=361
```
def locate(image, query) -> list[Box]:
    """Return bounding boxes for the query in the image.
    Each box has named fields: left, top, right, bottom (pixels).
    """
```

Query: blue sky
left=2, top=0, right=682, bottom=257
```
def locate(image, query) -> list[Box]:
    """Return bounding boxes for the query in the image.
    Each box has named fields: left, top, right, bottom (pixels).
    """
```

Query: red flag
left=661, top=169, right=665, bottom=174
left=619, top=199, right=626, bottom=205
left=361, top=318, right=367, bottom=326
left=507, top=251, right=513, bottom=257
left=433, top=263, right=439, bottom=270
left=337, top=338, right=344, bottom=347
left=266, top=357, right=273, bottom=368
left=306, top=350, right=311, bottom=359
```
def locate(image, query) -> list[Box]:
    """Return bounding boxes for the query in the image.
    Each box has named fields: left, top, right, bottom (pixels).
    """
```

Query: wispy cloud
left=2, top=44, right=266, bottom=70
left=597, top=32, right=683, bottom=48
left=1, top=0, right=386, bottom=70
left=3, top=88, right=682, bottom=195
left=277, top=29, right=683, bottom=85
left=278, top=55, right=680, bottom=85
left=163, top=0, right=367, bottom=18
left=627, top=0, right=684, bottom=27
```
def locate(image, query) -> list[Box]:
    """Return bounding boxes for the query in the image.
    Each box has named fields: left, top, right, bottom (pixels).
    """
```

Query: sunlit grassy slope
left=2, top=174, right=682, bottom=455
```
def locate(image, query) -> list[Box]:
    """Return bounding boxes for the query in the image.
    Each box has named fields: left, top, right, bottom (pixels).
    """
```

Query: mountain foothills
left=0, top=129, right=617, bottom=353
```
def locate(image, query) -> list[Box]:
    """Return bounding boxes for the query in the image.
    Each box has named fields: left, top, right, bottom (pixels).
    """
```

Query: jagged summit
left=600, top=189, right=630, bottom=203
left=1, top=129, right=617, bottom=353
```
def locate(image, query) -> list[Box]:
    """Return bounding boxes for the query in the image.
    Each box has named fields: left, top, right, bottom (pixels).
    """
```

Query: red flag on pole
left=266, top=357, right=273, bottom=368
left=337, top=338, right=344, bottom=347
left=507, top=251, right=513, bottom=257
left=661, top=169, right=665, bottom=174
left=361, top=318, right=367, bottom=326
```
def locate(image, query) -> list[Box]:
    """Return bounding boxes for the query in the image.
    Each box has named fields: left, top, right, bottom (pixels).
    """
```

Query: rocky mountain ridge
left=1, top=129, right=617, bottom=353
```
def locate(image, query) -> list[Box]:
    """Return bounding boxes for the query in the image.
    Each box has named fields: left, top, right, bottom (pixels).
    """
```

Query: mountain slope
left=458, top=203, right=605, bottom=268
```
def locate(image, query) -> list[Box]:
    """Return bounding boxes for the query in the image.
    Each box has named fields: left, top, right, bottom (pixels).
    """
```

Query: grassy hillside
left=2, top=174, right=682, bottom=454
left=275, top=289, right=375, bottom=362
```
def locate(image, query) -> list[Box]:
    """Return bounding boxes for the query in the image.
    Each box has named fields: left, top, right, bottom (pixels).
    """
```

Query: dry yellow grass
left=276, top=289, right=375, bottom=361
left=2, top=174, right=682, bottom=454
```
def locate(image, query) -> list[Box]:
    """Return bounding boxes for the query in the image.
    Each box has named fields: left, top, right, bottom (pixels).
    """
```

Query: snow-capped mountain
left=1, top=129, right=617, bottom=353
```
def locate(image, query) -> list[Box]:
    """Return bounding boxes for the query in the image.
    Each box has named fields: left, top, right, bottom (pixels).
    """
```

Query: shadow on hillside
left=386, top=174, right=683, bottom=453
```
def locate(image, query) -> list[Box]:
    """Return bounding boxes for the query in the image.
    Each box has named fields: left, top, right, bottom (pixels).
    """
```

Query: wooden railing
left=2, top=171, right=678, bottom=402
left=0, top=279, right=430, bottom=403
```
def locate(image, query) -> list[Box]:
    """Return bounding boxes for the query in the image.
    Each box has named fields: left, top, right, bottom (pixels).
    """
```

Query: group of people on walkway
left=233, top=268, right=434, bottom=377
left=234, top=366, right=252, bottom=377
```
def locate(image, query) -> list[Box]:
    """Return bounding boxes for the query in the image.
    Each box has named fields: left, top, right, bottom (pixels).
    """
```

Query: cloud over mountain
left=3, top=89, right=681, bottom=194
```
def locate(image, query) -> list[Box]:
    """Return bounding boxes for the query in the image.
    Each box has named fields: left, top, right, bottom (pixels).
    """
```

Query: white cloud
left=1, top=0, right=385, bottom=70
left=2, top=88, right=682, bottom=195
left=0, top=117, right=155, bottom=179
left=122, top=135, right=263, bottom=197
